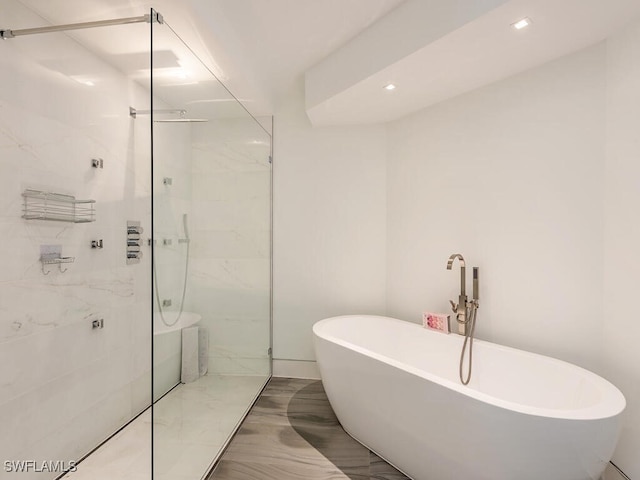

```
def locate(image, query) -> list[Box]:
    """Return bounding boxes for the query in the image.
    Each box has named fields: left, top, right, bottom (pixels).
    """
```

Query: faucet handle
left=449, top=300, right=458, bottom=313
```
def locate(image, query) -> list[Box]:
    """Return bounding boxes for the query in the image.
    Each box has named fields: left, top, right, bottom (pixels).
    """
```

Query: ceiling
left=11, top=0, right=640, bottom=126
left=14, top=0, right=404, bottom=119
left=305, top=0, right=640, bottom=126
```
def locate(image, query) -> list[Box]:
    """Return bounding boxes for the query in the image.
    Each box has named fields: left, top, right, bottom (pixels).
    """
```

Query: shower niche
left=1, top=3, right=271, bottom=480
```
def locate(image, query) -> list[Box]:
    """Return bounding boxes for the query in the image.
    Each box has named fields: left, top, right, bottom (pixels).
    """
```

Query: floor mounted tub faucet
left=446, top=254, right=468, bottom=335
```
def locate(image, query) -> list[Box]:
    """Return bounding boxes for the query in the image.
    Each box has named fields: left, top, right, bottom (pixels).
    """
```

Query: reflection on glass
left=151, top=15, right=272, bottom=480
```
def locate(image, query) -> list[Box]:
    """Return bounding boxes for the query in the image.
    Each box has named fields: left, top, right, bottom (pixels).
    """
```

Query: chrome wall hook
left=39, top=245, right=74, bottom=275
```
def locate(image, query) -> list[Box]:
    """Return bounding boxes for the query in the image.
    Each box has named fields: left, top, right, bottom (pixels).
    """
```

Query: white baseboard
left=272, top=359, right=321, bottom=379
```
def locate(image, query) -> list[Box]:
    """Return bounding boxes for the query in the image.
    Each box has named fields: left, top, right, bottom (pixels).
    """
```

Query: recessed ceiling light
left=384, top=83, right=396, bottom=91
left=512, top=17, right=532, bottom=30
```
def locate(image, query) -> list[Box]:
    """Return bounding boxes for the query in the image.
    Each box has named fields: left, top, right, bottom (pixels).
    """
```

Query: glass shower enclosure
left=149, top=13, right=272, bottom=480
left=0, top=4, right=271, bottom=479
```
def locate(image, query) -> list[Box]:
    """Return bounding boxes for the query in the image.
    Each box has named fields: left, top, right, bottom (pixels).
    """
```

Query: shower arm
left=129, top=107, right=186, bottom=119
left=1, top=13, right=161, bottom=40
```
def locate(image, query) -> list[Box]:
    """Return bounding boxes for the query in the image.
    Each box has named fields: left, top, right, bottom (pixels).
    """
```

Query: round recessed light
left=384, top=83, right=396, bottom=91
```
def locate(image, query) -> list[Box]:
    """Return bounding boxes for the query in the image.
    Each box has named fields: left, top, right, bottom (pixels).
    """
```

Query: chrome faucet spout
left=447, top=253, right=468, bottom=335
left=446, top=253, right=465, bottom=269
left=447, top=253, right=466, bottom=296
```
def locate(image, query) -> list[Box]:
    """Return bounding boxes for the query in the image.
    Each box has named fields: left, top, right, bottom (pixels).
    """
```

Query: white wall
left=0, top=2, right=151, bottom=478
left=603, top=19, right=640, bottom=479
left=272, top=81, right=387, bottom=376
left=386, top=44, right=606, bottom=369
left=384, top=32, right=640, bottom=476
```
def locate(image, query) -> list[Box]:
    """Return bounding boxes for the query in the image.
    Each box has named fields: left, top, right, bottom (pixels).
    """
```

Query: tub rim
left=313, top=315, right=626, bottom=421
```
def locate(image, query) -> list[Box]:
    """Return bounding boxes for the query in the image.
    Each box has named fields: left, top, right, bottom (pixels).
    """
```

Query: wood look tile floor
left=207, top=377, right=409, bottom=480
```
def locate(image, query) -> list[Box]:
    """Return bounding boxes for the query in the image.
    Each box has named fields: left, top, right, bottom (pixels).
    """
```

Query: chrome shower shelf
left=22, top=189, right=96, bottom=223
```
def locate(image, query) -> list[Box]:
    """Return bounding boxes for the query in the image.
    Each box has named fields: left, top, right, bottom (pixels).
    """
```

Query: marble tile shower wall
left=152, top=122, right=192, bottom=399
left=188, top=119, right=271, bottom=376
left=153, top=121, right=192, bottom=303
left=0, top=4, right=152, bottom=479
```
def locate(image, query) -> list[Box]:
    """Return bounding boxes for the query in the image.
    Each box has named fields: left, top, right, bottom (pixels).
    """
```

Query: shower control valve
left=127, top=221, right=143, bottom=264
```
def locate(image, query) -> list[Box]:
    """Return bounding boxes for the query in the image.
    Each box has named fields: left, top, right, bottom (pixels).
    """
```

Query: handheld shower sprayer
left=182, top=213, right=190, bottom=241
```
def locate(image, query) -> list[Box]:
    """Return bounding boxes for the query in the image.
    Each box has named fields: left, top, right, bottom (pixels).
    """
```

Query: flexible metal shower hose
left=459, top=304, right=478, bottom=385
left=155, top=214, right=190, bottom=328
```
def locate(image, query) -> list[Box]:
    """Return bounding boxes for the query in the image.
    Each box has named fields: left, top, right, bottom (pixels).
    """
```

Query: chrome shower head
left=154, top=118, right=208, bottom=123
left=129, top=106, right=208, bottom=123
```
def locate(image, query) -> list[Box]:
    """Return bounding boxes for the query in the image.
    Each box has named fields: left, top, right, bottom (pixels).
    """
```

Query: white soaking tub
left=313, top=315, right=625, bottom=480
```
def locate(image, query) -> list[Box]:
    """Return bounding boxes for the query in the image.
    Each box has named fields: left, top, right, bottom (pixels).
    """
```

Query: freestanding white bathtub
left=313, top=315, right=625, bottom=480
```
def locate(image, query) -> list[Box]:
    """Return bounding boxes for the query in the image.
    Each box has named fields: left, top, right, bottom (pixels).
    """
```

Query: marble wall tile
left=191, top=121, right=271, bottom=175
left=199, top=316, right=270, bottom=354
left=190, top=230, right=269, bottom=260
left=198, top=315, right=270, bottom=375
left=0, top=268, right=135, bottom=344
left=0, top=2, right=154, bottom=477
left=206, top=355, right=271, bottom=376
left=188, top=200, right=270, bottom=236
left=192, top=171, right=270, bottom=203
left=189, top=259, right=270, bottom=293
left=191, top=199, right=237, bottom=231
left=189, top=276, right=269, bottom=320
left=0, top=353, right=140, bottom=466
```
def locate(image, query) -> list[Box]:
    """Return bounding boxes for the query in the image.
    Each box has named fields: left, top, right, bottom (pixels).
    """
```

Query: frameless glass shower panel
left=0, top=2, right=152, bottom=479
left=151, top=16, right=272, bottom=480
